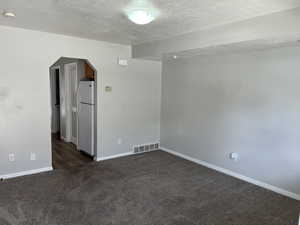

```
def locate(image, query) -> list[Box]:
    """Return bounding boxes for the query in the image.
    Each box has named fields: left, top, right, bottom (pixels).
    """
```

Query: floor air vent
left=133, top=143, right=160, bottom=154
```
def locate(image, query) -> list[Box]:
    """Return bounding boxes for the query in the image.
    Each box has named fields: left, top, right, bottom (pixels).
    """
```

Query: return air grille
left=133, top=143, right=160, bottom=154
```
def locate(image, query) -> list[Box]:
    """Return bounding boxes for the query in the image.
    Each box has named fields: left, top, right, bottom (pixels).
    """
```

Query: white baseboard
left=161, top=147, right=300, bottom=201
left=96, top=151, right=134, bottom=161
left=0, top=167, right=53, bottom=180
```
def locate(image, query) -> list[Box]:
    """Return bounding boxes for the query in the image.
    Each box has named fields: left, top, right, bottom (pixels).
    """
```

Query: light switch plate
left=118, top=58, right=128, bottom=66
left=105, top=86, right=112, bottom=92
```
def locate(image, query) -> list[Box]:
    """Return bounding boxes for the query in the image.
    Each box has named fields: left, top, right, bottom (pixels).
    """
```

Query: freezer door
left=78, top=103, right=94, bottom=156
left=78, top=81, right=94, bottom=104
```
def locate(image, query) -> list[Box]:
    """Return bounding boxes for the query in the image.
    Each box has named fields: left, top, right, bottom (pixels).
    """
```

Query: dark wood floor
left=51, top=133, right=93, bottom=169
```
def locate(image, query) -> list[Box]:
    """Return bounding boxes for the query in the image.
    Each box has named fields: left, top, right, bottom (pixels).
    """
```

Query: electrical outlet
left=117, top=138, right=122, bottom=145
left=230, top=152, right=239, bottom=161
left=9, top=154, right=15, bottom=162
left=30, top=153, right=36, bottom=161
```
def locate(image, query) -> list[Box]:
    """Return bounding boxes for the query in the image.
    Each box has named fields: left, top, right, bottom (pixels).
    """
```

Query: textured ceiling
left=1, top=0, right=300, bottom=45
left=164, top=38, right=300, bottom=60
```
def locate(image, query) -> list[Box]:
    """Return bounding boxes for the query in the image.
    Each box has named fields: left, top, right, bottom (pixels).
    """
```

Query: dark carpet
left=0, top=150, right=299, bottom=225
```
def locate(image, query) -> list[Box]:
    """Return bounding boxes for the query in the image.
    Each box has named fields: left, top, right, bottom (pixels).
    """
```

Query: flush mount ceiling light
left=3, top=11, right=16, bottom=18
left=125, top=0, right=159, bottom=25
left=128, top=10, right=155, bottom=25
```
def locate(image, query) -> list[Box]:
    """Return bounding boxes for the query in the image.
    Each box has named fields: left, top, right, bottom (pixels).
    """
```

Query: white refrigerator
left=78, top=81, right=95, bottom=156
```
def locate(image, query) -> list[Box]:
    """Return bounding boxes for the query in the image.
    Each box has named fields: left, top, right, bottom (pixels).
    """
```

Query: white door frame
left=50, top=66, right=62, bottom=136
left=64, top=62, right=78, bottom=145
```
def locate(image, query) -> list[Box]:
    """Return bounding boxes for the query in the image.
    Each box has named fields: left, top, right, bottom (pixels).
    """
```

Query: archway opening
left=49, top=57, right=97, bottom=169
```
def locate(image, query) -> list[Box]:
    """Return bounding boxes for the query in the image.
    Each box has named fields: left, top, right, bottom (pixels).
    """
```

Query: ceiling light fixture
left=125, top=0, right=159, bottom=25
left=3, top=11, right=16, bottom=18
left=128, top=10, right=155, bottom=25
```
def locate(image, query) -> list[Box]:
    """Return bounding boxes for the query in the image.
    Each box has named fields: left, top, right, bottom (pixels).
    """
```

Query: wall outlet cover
left=9, top=154, right=15, bottom=162
left=117, top=138, right=122, bottom=145
left=230, top=152, right=239, bottom=161
left=30, top=153, right=36, bottom=161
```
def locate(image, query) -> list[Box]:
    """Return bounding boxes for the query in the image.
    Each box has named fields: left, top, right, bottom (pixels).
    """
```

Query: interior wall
left=161, top=46, right=300, bottom=195
left=0, top=25, right=161, bottom=176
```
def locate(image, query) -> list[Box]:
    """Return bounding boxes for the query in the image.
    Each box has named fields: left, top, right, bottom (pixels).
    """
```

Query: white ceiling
left=164, top=38, right=300, bottom=60
left=1, top=0, right=300, bottom=45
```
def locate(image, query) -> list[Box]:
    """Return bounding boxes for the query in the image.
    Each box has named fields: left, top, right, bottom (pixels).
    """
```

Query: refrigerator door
left=78, top=103, right=94, bottom=156
left=78, top=81, right=94, bottom=104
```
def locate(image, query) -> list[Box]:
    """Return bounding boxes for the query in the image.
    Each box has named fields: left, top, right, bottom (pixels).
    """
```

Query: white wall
left=0, top=25, right=161, bottom=176
left=161, top=46, right=300, bottom=195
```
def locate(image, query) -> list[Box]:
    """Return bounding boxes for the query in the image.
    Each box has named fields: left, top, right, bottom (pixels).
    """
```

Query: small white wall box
left=30, top=153, right=36, bottom=161
left=105, top=86, right=112, bottom=92
left=9, top=154, right=15, bottom=162
left=230, top=152, right=239, bottom=161
left=118, top=58, right=128, bottom=66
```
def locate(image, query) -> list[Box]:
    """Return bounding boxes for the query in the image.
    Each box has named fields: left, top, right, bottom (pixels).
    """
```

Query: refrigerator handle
left=77, top=86, right=80, bottom=113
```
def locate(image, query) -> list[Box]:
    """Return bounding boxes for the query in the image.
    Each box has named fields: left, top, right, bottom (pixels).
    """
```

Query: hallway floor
left=51, top=133, right=93, bottom=169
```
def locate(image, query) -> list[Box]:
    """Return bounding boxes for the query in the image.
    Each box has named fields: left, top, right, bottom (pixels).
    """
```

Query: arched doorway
left=49, top=57, right=97, bottom=169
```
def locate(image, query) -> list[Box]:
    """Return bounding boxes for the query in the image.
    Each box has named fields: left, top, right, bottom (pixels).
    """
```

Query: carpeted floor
left=0, top=150, right=299, bottom=225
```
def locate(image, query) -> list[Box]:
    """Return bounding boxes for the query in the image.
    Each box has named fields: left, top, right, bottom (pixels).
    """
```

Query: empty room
left=1, top=0, right=300, bottom=225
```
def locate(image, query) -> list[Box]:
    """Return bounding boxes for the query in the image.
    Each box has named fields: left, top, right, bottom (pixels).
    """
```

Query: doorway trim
left=49, top=65, right=62, bottom=138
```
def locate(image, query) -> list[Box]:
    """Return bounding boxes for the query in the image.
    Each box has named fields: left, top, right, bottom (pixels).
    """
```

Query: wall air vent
left=133, top=142, right=160, bottom=154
